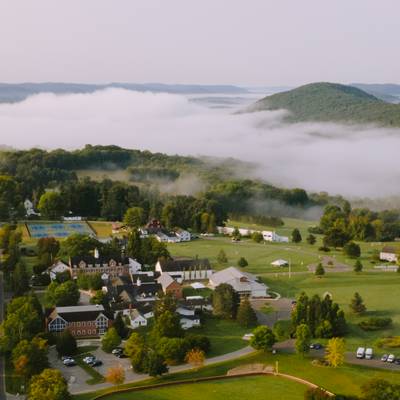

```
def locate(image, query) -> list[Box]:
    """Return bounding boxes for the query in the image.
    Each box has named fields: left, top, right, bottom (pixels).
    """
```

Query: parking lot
left=49, top=345, right=147, bottom=394
left=49, top=347, right=92, bottom=388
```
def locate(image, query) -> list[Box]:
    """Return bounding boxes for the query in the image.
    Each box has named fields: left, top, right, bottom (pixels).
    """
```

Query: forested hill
left=0, top=145, right=339, bottom=223
left=249, top=82, right=400, bottom=126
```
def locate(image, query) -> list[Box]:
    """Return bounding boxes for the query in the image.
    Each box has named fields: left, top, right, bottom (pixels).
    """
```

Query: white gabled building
left=175, top=229, right=191, bottom=242
left=209, top=267, right=268, bottom=298
left=121, top=309, right=147, bottom=329
left=49, top=260, right=70, bottom=281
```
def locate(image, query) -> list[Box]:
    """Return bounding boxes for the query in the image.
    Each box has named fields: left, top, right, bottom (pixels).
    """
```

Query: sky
left=0, top=0, right=399, bottom=86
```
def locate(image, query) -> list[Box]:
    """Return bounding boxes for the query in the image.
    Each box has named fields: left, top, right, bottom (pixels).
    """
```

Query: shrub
left=343, top=242, right=361, bottom=258
left=184, top=334, right=211, bottom=354
left=375, top=336, right=400, bottom=349
left=318, top=246, right=330, bottom=252
left=358, top=317, right=392, bottom=331
left=304, top=387, right=331, bottom=399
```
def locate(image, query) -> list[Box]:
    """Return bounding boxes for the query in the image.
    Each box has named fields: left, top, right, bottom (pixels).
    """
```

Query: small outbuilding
left=271, top=259, right=289, bottom=267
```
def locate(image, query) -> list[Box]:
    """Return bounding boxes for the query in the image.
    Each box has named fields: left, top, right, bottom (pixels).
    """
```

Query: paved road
left=68, top=345, right=255, bottom=395
left=0, top=273, right=5, bottom=400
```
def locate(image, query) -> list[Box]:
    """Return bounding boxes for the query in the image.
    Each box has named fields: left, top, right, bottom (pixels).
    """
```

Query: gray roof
left=210, top=267, right=268, bottom=294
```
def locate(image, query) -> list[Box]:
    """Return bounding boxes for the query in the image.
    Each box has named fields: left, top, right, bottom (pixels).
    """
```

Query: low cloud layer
left=0, top=88, right=399, bottom=198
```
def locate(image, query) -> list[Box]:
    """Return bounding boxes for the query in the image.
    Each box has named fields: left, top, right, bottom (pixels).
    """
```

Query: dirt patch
left=308, top=256, right=350, bottom=273
left=227, top=363, right=274, bottom=376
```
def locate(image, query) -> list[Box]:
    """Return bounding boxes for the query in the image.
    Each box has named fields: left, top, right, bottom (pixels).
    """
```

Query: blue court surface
left=27, top=221, right=95, bottom=239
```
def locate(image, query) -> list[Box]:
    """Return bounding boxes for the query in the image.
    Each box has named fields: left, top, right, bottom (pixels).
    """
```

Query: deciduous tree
left=249, top=326, right=276, bottom=351
left=325, top=337, right=345, bottom=368
left=28, top=369, right=70, bottom=400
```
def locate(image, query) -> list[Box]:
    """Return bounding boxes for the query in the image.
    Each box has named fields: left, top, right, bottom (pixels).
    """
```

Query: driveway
left=251, top=298, right=293, bottom=327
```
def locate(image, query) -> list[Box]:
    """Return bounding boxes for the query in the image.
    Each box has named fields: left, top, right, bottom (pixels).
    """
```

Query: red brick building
left=157, top=272, right=183, bottom=299
left=47, top=305, right=112, bottom=337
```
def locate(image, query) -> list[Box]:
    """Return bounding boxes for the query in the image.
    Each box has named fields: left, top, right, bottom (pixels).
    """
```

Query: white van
left=356, top=347, right=366, bottom=359
left=365, top=348, right=373, bottom=359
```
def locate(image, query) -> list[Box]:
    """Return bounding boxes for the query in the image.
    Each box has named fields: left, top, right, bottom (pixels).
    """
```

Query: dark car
left=310, top=343, right=323, bottom=350
left=89, top=360, right=103, bottom=367
left=394, top=359, right=400, bottom=365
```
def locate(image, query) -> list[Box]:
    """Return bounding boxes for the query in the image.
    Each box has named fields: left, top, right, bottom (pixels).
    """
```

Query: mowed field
left=168, top=218, right=389, bottom=275
left=265, top=272, right=400, bottom=351
left=99, top=376, right=306, bottom=400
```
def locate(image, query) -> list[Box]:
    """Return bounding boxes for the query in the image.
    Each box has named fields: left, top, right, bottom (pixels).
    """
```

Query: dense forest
left=0, top=145, right=333, bottom=230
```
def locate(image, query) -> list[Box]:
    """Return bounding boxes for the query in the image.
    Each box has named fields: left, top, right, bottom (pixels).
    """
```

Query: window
left=77, top=330, right=81, bottom=335
left=49, top=317, right=66, bottom=332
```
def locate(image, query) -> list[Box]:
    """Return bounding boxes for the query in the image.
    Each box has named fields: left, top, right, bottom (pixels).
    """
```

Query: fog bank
left=0, top=88, right=399, bottom=198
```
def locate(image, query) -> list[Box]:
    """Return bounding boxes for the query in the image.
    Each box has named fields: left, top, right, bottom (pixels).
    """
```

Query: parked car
left=89, top=359, right=103, bottom=367
left=381, top=354, right=388, bottom=362
left=365, top=348, right=373, bottom=360
left=112, top=348, right=123, bottom=355
left=61, top=356, right=72, bottom=361
left=387, top=354, right=396, bottom=363
left=310, top=343, right=323, bottom=350
left=394, top=359, right=400, bottom=365
left=83, top=356, right=96, bottom=364
left=356, top=347, right=366, bottom=359
left=63, top=358, right=76, bottom=367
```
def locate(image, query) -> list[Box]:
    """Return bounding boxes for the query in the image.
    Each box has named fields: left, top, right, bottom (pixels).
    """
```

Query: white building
left=380, top=247, right=398, bottom=263
left=217, top=226, right=289, bottom=242
left=155, top=232, right=180, bottom=243
left=49, top=261, right=70, bottom=281
left=177, top=307, right=201, bottom=329
left=262, top=231, right=289, bottom=243
left=121, top=309, right=147, bottom=329
left=155, top=258, right=213, bottom=283
left=209, top=267, right=268, bottom=298
left=175, top=229, right=191, bottom=242
left=24, top=199, right=40, bottom=217
left=129, top=258, right=142, bottom=274
left=271, top=259, right=289, bottom=267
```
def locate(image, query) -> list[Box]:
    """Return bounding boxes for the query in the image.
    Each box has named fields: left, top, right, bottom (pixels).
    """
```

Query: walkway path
left=71, top=346, right=255, bottom=395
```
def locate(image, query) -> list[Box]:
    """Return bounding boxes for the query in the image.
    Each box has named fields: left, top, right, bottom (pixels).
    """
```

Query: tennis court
left=26, top=221, right=96, bottom=239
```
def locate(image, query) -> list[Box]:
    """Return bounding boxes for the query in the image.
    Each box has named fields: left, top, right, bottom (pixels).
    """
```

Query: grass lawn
left=73, top=351, right=400, bottom=400
left=88, top=221, right=114, bottom=238
left=192, top=317, right=249, bottom=357
left=102, top=375, right=307, bottom=400
left=264, top=272, right=400, bottom=351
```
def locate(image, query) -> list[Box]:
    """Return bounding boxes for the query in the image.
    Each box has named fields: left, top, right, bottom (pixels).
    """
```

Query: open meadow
left=101, top=375, right=306, bottom=400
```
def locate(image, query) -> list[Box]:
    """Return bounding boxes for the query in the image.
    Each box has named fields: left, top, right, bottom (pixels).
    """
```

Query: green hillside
left=251, top=82, right=400, bottom=126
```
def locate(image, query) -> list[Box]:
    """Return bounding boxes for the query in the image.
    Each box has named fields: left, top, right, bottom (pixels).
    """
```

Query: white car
left=356, top=347, right=365, bottom=359
left=83, top=356, right=96, bottom=364
left=387, top=354, right=396, bottom=363
left=365, top=348, right=373, bottom=359
left=63, top=358, right=76, bottom=367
